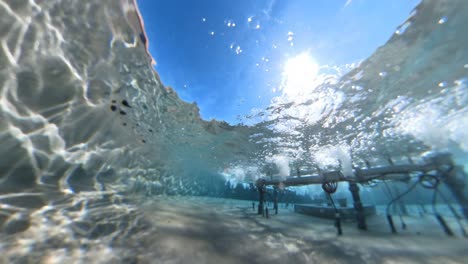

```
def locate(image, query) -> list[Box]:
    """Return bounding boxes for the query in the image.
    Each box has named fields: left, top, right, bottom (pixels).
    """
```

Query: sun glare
left=282, top=53, right=320, bottom=98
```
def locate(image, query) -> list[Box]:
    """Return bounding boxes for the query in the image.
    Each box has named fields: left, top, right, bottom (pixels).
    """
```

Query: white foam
left=312, top=144, right=353, bottom=177
left=221, top=165, right=261, bottom=186
left=266, top=154, right=290, bottom=177
left=394, top=100, right=468, bottom=152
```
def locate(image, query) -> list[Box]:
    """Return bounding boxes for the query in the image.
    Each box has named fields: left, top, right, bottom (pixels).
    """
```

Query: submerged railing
left=254, top=153, right=467, bottom=237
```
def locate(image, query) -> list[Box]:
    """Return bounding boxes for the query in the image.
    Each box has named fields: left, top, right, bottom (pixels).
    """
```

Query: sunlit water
left=0, top=0, right=467, bottom=263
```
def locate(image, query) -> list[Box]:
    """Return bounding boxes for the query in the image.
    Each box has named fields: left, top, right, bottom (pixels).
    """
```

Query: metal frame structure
left=255, top=153, right=467, bottom=233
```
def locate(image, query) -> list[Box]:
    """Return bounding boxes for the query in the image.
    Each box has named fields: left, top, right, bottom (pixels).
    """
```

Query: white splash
left=266, top=154, right=290, bottom=177
left=221, top=166, right=261, bottom=186
left=312, top=144, right=353, bottom=177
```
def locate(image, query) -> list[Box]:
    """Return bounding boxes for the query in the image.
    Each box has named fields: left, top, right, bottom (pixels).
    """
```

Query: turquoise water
left=0, top=0, right=467, bottom=263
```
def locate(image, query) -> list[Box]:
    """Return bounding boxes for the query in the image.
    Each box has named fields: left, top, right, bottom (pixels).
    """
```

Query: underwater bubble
left=247, top=16, right=261, bottom=30
left=352, top=85, right=364, bottom=91
left=395, top=21, right=411, bottom=35
left=438, top=17, right=447, bottom=24
left=287, top=31, right=294, bottom=46
left=225, top=19, right=236, bottom=28
left=454, top=78, right=467, bottom=86
left=230, top=43, right=242, bottom=55
left=438, top=81, right=447, bottom=87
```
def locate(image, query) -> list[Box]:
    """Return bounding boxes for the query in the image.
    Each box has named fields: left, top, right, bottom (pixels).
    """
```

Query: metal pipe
left=273, top=187, right=278, bottom=215
left=256, top=153, right=468, bottom=222
left=260, top=162, right=444, bottom=187
left=257, top=180, right=265, bottom=215
left=349, top=182, right=367, bottom=230
left=442, top=166, right=468, bottom=219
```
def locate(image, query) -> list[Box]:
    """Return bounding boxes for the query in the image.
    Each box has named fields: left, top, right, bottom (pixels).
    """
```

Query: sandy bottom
left=117, top=196, right=468, bottom=264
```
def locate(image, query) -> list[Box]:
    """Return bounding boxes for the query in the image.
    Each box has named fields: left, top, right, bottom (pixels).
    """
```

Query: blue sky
left=137, top=0, right=419, bottom=123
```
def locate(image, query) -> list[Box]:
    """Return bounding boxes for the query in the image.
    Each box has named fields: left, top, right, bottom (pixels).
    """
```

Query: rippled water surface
left=0, top=0, right=467, bottom=263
